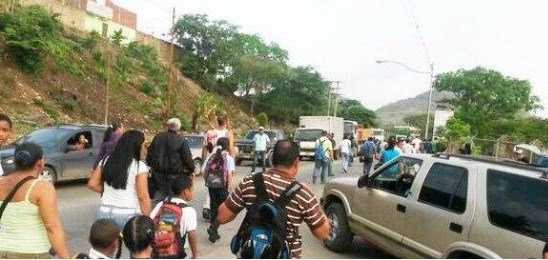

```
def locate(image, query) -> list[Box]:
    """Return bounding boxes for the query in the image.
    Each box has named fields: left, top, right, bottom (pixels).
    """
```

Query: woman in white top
left=340, top=134, right=352, bottom=174
left=87, top=130, right=151, bottom=229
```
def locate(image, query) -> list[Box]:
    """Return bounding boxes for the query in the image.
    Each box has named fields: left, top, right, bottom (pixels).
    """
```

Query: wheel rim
left=40, top=168, right=54, bottom=183
left=328, top=211, right=339, bottom=240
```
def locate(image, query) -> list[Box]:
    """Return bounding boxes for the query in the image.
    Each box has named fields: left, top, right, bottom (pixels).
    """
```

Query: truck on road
left=294, top=116, right=344, bottom=159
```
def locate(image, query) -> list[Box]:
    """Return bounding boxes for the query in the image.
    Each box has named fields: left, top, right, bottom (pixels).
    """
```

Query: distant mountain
left=375, top=90, right=454, bottom=126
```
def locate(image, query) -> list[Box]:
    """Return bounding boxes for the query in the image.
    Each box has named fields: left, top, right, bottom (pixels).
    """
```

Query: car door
left=401, top=161, right=475, bottom=258
left=60, top=129, right=96, bottom=180
left=351, top=156, right=424, bottom=257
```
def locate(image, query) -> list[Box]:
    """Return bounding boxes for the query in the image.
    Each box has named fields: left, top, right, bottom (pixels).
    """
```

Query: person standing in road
left=361, top=137, right=377, bottom=175
left=201, top=115, right=235, bottom=221
left=312, top=131, right=332, bottom=184
left=93, top=122, right=124, bottom=171
left=251, top=126, right=271, bottom=173
left=0, top=113, right=13, bottom=176
left=216, top=140, right=331, bottom=259
left=327, top=133, right=336, bottom=177
left=202, top=137, right=234, bottom=244
left=340, top=134, right=352, bottom=174
left=380, top=136, right=401, bottom=165
left=88, top=130, right=152, bottom=228
left=0, top=142, right=72, bottom=259
left=146, top=118, right=195, bottom=204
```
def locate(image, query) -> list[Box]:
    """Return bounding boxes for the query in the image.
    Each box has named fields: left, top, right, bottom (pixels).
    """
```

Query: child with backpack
left=80, top=219, right=122, bottom=259
left=150, top=175, right=198, bottom=259
left=202, top=137, right=234, bottom=243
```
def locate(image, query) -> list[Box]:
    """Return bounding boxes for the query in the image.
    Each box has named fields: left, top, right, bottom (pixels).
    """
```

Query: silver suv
left=321, top=153, right=547, bottom=258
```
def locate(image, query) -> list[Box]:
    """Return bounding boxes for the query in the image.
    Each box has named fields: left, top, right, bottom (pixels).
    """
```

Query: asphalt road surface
left=57, top=160, right=393, bottom=259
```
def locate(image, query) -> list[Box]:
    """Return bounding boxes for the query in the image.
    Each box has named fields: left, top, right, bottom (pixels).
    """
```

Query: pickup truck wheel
left=324, top=203, right=353, bottom=252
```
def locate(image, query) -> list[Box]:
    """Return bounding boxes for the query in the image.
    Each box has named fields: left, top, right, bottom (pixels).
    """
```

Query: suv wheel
left=324, top=203, right=353, bottom=252
left=40, top=166, right=57, bottom=184
left=193, top=159, right=202, bottom=176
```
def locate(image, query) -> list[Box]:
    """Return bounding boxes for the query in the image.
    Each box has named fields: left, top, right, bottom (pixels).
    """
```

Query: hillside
left=375, top=90, right=454, bottom=126
left=0, top=6, right=257, bottom=138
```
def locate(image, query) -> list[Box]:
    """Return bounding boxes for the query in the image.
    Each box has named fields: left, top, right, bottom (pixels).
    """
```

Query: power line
left=400, top=0, right=432, bottom=66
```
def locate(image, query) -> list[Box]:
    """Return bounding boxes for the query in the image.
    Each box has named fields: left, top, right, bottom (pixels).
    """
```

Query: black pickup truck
left=234, top=129, right=284, bottom=166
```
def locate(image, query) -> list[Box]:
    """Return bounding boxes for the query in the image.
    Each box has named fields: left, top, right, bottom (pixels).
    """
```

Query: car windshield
left=294, top=129, right=323, bottom=141
left=16, top=128, right=72, bottom=149
left=184, top=136, right=204, bottom=148
left=245, top=130, right=277, bottom=141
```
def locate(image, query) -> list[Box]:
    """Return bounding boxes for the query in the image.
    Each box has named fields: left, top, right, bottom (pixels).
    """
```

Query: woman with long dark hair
left=93, top=122, right=124, bottom=170
left=0, top=143, right=72, bottom=258
left=87, top=130, right=151, bottom=228
left=202, top=137, right=234, bottom=243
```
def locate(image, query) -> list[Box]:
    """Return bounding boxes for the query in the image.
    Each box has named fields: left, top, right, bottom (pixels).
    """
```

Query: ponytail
left=115, top=236, right=122, bottom=259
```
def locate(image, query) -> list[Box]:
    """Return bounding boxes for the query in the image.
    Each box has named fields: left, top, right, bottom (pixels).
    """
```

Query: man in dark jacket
left=146, top=118, right=195, bottom=203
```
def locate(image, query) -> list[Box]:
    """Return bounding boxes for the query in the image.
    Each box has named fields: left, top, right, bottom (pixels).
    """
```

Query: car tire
left=324, top=203, right=353, bottom=252
left=40, top=165, right=57, bottom=184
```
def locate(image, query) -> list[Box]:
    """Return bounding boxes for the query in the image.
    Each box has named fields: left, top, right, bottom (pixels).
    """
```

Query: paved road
left=57, top=160, right=393, bottom=259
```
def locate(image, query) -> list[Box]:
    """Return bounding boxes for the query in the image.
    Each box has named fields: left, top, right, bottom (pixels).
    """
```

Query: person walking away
left=312, top=131, right=332, bottom=184
left=123, top=216, right=155, bottom=259
left=84, top=219, right=122, bottom=259
left=202, top=137, right=234, bottom=243
left=146, top=118, right=195, bottom=204
left=348, top=134, right=357, bottom=167
left=216, top=140, right=330, bottom=258
left=150, top=175, right=198, bottom=259
left=87, top=130, right=152, bottom=228
left=0, top=142, right=72, bottom=259
left=361, top=137, right=377, bottom=175
left=379, top=136, right=402, bottom=178
left=340, top=134, right=352, bottom=174
left=327, top=133, right=336, bottom=176
left=200, top=115, right=235, bottom=221
left=402, top=138, right=414, bottom=154
left=93, top=122, right=124, bottom=171
left=411, top=136, right=422, bottom=154
left=251, top=126, right=271, bottom=173
left=0, top=113, right=13, bottom=176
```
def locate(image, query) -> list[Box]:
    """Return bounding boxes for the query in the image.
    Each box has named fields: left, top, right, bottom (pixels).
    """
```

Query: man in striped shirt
left=216, top=140, right=330, bottom=258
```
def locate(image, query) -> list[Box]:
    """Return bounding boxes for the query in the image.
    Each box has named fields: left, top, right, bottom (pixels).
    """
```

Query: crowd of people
left=0, top=113, right=330, bottom=259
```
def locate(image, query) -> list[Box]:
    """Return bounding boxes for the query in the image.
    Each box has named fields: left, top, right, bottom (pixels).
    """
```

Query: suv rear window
left=487, top=169, right=548, bottom=241
left=418, top=163, right=468, bottom=213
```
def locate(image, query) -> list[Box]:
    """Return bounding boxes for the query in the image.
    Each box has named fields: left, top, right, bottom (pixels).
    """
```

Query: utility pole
left=327, top=84, right=332, bottom=117
left=166, top=6, right=175, bottom=119
left=332, top=81, right=341, bottom=117
left=104, top=45, right=111, bottom=125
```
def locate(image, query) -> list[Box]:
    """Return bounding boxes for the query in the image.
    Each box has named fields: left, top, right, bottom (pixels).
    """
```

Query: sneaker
left=202, top=208, right=211, bottom=222
left=207, top=227, right=220, bottom=243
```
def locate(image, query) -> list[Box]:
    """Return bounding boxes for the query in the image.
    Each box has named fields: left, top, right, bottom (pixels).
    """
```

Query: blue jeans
left=96, top=205, right=140, bottom=229
left=252, top=150, right=266, bottom=173
left=314, top=159, right=330, bottom=183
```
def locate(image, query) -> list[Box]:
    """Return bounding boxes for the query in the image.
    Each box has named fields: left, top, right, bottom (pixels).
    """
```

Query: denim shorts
left=96, top=205, right=140, bottom=229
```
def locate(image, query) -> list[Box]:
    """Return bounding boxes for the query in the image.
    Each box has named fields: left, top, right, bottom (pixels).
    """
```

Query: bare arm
left=216, top=202, right=237, bottom=224
left=136, top=173, right=152, bottom=215
left=311, top=215, right=331, bottom=240
left=86, top=166, right=103, bottom=193
left=36, top=182, right=72, bottom=259
left=187, top=230, right=198, bottom=258
left=227, top=170, right=234, bottom=190
left=228, top=130, right=236, bottom=157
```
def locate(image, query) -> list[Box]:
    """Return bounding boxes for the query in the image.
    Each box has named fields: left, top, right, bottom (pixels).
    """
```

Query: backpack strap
left=252, top=172, right=268, bottom=202
left=274, top=181, right=302, bottom=209
left=0, top=175, right=36, bottom=221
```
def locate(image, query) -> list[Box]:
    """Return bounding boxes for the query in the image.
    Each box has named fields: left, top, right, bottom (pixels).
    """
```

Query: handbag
left=0, top=176, right=36, bottom=223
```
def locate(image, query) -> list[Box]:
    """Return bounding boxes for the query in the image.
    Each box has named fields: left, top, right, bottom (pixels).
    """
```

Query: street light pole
left=376, top=60, right=433, bottom=139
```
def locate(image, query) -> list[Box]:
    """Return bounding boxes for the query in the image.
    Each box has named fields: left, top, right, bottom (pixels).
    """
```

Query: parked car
left=182, top=134, right=204, bottom=176
left=0, top=124, right=108, bottom=184
left=321, top=153, right=547, bottom=258
left=234, top=129, right=284, bottom=166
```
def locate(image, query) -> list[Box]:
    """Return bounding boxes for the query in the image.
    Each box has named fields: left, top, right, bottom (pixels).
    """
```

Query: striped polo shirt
left=225, top=169, right=326, bottom=259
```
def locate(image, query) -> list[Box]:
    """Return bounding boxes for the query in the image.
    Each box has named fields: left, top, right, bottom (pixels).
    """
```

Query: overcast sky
left=113, top=0, right=548, bottom=118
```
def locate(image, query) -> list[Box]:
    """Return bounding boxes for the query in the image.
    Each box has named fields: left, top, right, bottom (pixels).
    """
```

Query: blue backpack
left=362, top=141, right=376, bottom=159
left=314, top=139, right=328, bottom=161
left=230, top=173, right=302, bottom=259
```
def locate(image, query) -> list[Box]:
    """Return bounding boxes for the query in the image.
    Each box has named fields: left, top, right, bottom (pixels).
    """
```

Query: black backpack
left=230, top=173, right=302, bottom=259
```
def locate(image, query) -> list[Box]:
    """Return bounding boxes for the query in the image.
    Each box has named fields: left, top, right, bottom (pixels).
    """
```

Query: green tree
left=337, top=99, right=378, bottom=127
left=444, top=117, right=471, bottom=141
left=434, top=67, right=540, bottom=138
left=110, top=29, right=126, bottom=46
left=256, top=112, right=269, bottom=127
left=403, top=113, right=434, bottom=138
